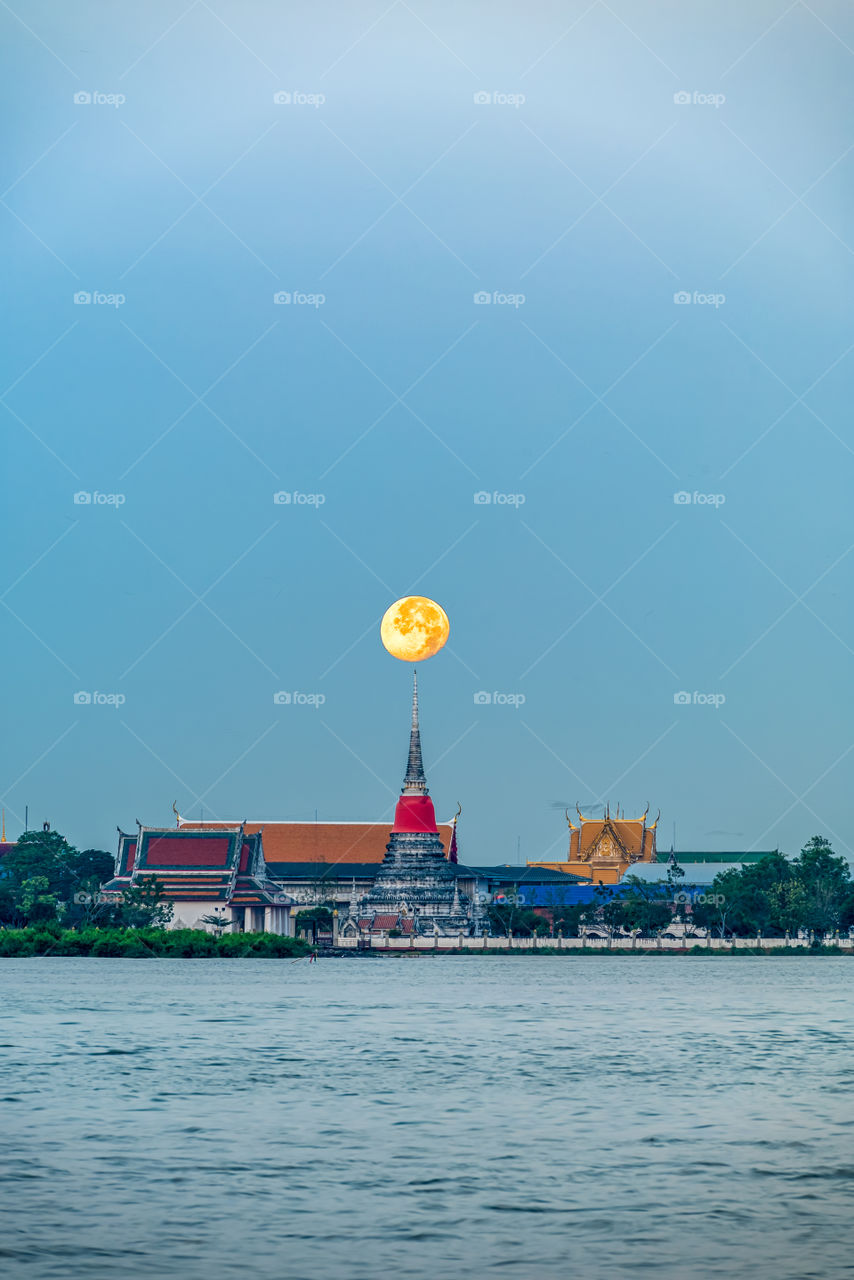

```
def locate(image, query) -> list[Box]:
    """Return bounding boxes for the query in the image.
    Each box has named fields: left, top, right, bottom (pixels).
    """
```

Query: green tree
left=199, top=913, right=233, bottom=935
left=666, top=861, right=686, bottom=894
left=793, top=836, right=850, bottom=935
left=115, top=878, right=174, bottom=928
left=19, top=876, right=60, bottom=923
left=551, top=902, right=594, bottom=936
left=2, top=830, right=115, bottom=922
left=4, top=830, right=77, bottom=894
left=486, top=901, right=549, bottom=937
left=604, top=879, right=674, bottom=936
left=295, top=905, right=334, bottom=941
left=689, top=842, right=849, bottom=938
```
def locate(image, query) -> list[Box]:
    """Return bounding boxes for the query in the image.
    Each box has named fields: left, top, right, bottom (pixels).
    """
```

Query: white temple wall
left=168, top=902, right=229, bottom=931
left=334, top=934, right=849, bottom=951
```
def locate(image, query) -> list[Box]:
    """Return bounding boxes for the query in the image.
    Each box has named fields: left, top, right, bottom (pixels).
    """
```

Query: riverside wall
left=333, top=935, right=853, bottom=952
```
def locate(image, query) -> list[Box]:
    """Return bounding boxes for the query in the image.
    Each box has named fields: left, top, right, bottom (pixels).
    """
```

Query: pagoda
left=355, top=671, right=471, bottom=935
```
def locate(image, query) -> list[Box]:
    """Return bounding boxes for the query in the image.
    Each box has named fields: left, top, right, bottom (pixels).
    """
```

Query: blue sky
left=3, top=0, right=854, bottom=862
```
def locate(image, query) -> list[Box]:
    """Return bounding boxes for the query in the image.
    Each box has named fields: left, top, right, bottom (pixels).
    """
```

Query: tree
left=4, top=830, right=78, bottom=897
left=115, top=878, right=174, bottom=928
left=625, top=898, right=672, bottom=936
left=604, top=879, right=673, bottom=936
left=486, top=901, right=549, bottom=937
left=666, top=861, right=686, bottom=895
left=1, top=830, right=115, bottom=924
left=0, top=883, right=20, bottom=926
left=793, top=837, right=850, bottom=935
left=689, top=842, right=850, bottom=938
left=199, top=913, right=233, bottom=935
left=19, top=876, right=60, bottom=923
left=551, top=902, right=594, bottom=936
left=295, top=905, right=334, bottom=941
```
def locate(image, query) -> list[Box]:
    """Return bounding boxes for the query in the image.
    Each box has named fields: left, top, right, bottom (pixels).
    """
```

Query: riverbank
left=1, top=927, right=848, bottom=958
left=0, top=926, right=310, bottom=958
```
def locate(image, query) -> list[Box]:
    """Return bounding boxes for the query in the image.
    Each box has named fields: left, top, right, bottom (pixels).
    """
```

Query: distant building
left=625, top=848, right=783, bottom=887
left=528, top=804, right=659, bottom=884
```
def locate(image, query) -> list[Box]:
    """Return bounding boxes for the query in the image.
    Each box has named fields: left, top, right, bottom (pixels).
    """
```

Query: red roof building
left=102, top=824, right=294, bottom=934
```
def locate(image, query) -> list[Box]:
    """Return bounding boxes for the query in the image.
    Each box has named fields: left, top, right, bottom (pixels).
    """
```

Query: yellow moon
left=381, top=596, right=450, bottom=662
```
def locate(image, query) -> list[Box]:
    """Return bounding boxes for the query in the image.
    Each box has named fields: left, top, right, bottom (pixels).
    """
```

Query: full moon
left=380, top=596, right=450, bottom=662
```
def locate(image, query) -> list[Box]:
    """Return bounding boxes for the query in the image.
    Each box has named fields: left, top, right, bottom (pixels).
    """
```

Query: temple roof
left=356, top=914, right=415, bottom=933
left=578, top=819, right=650, bottom=860
left=464, top=864, right=591, bottom=883
left=137, top=828, right=242, bottom=871
left=266, top=861, right=384, bottom=880
left=657, top=850, right=780, bottom=863
left=179, top=819, right=451, bottom=864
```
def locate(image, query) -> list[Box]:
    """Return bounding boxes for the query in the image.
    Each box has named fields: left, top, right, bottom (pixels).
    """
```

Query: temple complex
left=528, top=804, right=659, bottom=885
left=104, top=672, right=480, bottom=935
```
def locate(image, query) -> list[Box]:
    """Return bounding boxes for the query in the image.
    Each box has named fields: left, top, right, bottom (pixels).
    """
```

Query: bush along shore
left=0, top=925, right=312, bottom=958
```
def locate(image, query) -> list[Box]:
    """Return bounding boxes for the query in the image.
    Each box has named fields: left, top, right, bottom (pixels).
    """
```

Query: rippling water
left=2, top=956, right=853, bottom=1280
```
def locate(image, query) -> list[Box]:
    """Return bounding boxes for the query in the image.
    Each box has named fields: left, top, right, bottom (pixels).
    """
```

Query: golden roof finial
left=565, top=808, right=578, bottom=832
left=1, top=809, right=5, bottom=842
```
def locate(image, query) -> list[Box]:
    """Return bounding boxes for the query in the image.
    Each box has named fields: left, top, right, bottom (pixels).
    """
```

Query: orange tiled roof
left=179, top=820, right=451, bottom=865
left=575, top=819, right=653, bottom=860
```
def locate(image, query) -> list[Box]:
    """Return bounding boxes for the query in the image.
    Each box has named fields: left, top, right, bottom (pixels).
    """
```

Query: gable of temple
left=528, top=805, right=659, bottom=885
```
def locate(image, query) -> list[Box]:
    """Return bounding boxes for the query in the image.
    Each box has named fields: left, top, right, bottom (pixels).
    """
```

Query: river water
left=1, top=956, right=852, bottom=1280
